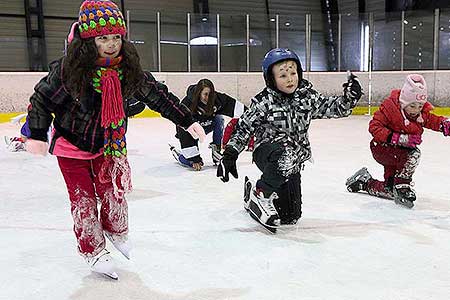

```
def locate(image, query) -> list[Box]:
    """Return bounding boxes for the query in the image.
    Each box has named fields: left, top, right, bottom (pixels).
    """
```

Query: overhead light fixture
left=190, top=36, right=217, bottom=45
left=270, top=18, right=275, bottom=22
left=160, top=40, right=188, bottom=45
left=202, top=17, right=208, bottom=22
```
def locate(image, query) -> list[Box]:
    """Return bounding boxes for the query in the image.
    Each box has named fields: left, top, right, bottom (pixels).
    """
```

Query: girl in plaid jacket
left=24, top=0, right=205, bottom=279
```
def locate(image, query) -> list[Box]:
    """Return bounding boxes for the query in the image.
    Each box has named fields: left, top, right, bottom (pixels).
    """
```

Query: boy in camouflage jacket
left=217, top=48, right=363, bottom=232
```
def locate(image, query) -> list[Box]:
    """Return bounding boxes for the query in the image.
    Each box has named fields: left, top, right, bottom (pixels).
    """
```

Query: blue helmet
left=262, top=48, right=303, bottom=82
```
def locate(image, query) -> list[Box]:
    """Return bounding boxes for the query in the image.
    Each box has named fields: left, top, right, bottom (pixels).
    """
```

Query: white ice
left=0, top=116, right=449, bottom=300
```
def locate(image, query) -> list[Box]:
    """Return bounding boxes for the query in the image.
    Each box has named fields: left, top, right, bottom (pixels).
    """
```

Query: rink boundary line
left=1, top=107, right=449, bottom=123
left=0, top=109, right=161, bottom=124
left=351, top=106, right=450, bottom=116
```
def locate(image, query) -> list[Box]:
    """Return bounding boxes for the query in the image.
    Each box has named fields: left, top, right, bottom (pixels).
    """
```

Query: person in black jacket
left=174, top=79, right=237, bottom=171
left=24, top=0, right=205, bottom=280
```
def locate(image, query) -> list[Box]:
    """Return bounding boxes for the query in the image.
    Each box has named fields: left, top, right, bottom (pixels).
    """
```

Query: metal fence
left=2, top=9, right=450, bottom=72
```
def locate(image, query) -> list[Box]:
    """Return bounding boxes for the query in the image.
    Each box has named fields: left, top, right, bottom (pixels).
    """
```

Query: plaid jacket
left=28, top=58, right=193, bottom=153
left=228, top=79, right=355, bottom=169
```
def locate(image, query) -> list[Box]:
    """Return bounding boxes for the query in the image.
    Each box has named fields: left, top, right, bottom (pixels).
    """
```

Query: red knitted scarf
left=94, top=56, right=132, bottom=197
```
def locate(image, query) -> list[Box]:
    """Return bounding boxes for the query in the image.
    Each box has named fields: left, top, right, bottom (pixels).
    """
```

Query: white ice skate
left=105, top=232, right=131, bottom=260
left=208, top=143, right=223, bottom=165
left=4, top=136, right=26, bottom=152
left=247, top=184, right=280, bottom=234
left=85, top=248, right=118, bottom=280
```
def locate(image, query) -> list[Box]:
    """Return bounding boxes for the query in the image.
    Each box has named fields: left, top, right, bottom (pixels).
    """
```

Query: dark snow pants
left=253, top=142, right=302, bottom=224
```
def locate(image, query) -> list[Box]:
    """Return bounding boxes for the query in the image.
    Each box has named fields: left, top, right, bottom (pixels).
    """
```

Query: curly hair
left=190, top=79, right=216, bottom=116
left=62, top=27, right=144, bottom=99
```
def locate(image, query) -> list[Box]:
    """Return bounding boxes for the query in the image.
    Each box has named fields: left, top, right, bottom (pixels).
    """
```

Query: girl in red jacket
left=346, top=74, right=450, bottom=208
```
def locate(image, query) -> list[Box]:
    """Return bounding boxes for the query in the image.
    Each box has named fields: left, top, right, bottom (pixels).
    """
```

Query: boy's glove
left=186, top=122, right=206, bottom=143
left=440, top=119, right=450, bottom=136
left=217, top=146, right=239, bottom=182
left=25, top=139, right=48, bottom=155
left=390, top=132, right=422, bottom=148
left=343, top=71, right=363, bottom=105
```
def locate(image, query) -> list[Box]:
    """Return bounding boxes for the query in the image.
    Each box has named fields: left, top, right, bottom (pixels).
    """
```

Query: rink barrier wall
left=2, top=107, right=450, bottom=124
left=1, top=70, right=450, bottom=123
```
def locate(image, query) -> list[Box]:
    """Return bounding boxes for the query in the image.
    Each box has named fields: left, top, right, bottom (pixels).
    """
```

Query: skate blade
left=248, top=210, right=277, bottom=234
left=345, top=167, right=368, bottom=186
left=94, top=271, right=119, bottom=280
left=243, top=176, right=252, bottom=211
left=394, top=200, right=414, bottom=209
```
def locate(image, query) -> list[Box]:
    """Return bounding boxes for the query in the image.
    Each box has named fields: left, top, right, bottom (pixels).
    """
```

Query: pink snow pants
left=57, top=156, right=128, bottom=257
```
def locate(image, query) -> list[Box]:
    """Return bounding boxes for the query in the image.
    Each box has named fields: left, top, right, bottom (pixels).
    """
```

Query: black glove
left=343, top=71, right=363, bottom=106
left=217, top=146, right=239, bottom=182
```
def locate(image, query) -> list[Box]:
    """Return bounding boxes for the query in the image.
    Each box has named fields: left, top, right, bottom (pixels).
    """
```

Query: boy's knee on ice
left=273, top=173, right=302, bottom=225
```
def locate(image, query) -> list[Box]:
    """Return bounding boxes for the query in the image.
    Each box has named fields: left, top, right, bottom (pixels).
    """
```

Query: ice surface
left=0, top=116, right=449, bottom=300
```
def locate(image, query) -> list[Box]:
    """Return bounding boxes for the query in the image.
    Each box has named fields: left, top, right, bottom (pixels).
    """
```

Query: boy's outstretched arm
left=310, top=72, right=363, bottom=119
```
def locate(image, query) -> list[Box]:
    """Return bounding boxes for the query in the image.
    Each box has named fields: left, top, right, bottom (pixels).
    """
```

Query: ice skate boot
left=247, top=186, right=280, bottom=233
left=209, top=143, right=223, bottom=165
left=169, top=144, right=194, bottom=168
left=4, top=136, right=26, bottom=152
left=346, top=167, right=372, bottom=192
left=393, top=184, right=416, bottom=208
left=85, top=249, right=118, bottom=280
left=105, top=232, right=131, bottom=260
left=169, top=144, right=182, bottom=162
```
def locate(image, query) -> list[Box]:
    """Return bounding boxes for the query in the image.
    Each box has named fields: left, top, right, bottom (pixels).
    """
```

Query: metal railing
left=2, top=9, right=450, bottom=72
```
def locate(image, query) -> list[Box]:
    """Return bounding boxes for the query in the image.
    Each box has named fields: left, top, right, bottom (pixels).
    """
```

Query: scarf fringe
left=101, top=70, right=125, bottom=127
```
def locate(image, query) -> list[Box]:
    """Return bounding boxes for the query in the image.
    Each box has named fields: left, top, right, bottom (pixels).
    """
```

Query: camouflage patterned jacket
left=227, top=79, right=356, bottom=174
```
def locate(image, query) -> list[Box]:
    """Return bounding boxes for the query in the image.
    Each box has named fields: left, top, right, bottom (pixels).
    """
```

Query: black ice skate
left=169, top=143, right=193, bottom=168
left=393, top=184, right=416, bottom=209
left=169, top=143, right=181, bottom=162
left=247, top=185, right=280, bottom=234
left=243, top=176, right=253, bottom=211
left=209, top=143, right=223, bottom=165
left=346, top=167, right=372, bottom=193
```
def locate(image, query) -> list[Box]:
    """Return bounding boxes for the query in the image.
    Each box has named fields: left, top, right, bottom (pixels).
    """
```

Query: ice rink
left=1, top=116, right=449, bottom=300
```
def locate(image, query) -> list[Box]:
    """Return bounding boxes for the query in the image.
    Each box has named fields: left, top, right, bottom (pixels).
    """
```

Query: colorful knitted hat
left=78, top=0, right=126, bottom=39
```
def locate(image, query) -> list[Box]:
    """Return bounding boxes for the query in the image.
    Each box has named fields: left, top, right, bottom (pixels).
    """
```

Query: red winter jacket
left=369, top=89, right=445, bottom=143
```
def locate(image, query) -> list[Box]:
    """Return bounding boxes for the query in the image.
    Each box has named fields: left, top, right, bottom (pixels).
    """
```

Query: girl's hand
left=391, top=132, right=422, bottom=148
left=192, top=162, right=203, bottom=171
left=440, top=119, right=450, bottom=136
left=25, top=139, right=48, bottom=155
left=186, top=122, right=206, bottom=143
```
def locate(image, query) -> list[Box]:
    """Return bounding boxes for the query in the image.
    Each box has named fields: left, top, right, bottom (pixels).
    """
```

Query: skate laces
left=256, top=189, right=278, bottom=215
left=85, top=249, right=111, bottom=267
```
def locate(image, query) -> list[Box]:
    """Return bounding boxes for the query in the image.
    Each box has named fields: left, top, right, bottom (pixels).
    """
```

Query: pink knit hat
left=399, top=74, right=427, bottom=125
